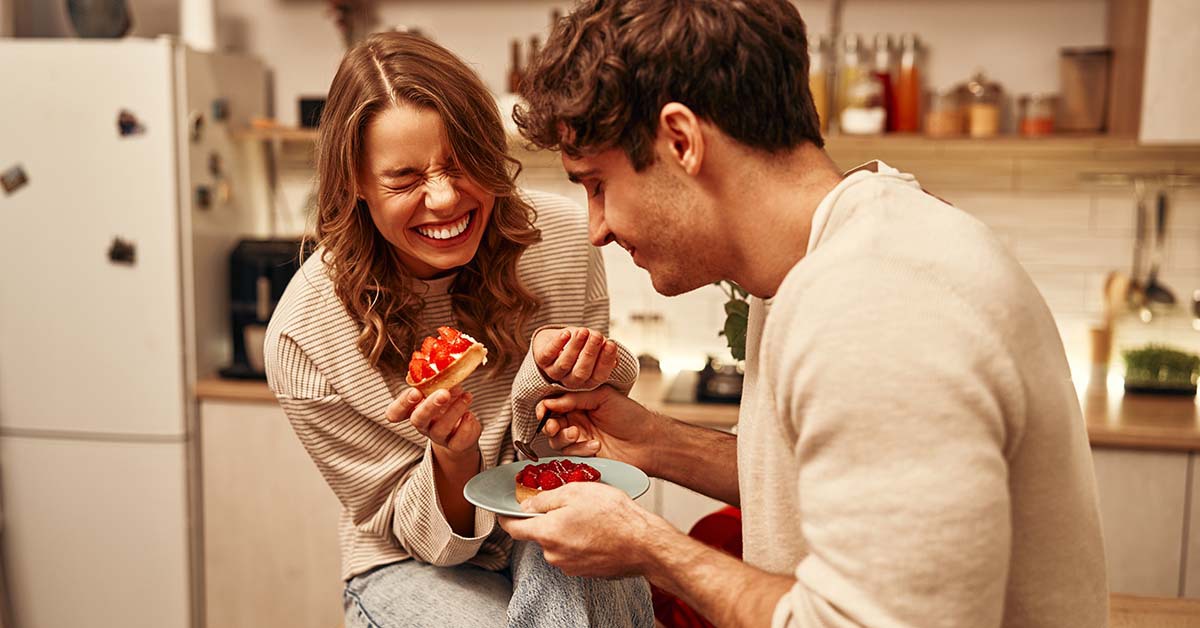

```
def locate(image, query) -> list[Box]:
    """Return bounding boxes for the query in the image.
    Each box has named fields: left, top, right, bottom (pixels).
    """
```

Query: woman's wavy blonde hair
left=313, top=31, right=542, bottom=378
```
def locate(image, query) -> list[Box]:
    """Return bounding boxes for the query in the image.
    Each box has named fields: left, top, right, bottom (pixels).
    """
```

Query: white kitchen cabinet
left=1138, top=0, right=1200, bottom=143
left=1182, top=455, right=1200, bottom=597
left=200, top=399, right=343, bottom=628
left=1092, top=448, right=1189, bottom=596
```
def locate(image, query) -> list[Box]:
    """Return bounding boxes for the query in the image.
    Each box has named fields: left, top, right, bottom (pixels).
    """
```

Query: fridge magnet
left=208, top=153, right=224, bottom=177
left=189, top=111, right=205, bottom=143
left=117, top=109, right=145, bottom=137
left=107, top=237, right=136, bottom=265
left=195, top=185, right=212, bottom=210
left=1, top=164, right=29, bottom=195
left=212, top=98, right=230, bottom=122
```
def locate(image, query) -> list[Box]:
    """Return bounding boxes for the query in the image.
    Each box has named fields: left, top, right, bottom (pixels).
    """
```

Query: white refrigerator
left=0, top=38, right=267, bottom=627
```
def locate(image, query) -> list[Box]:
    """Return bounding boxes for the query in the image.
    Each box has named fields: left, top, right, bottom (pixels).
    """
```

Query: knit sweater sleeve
left=764, top=261, right=1023, bottom=628
left=266, top=331, right=494, bottom=567
left=511, top=244, right=638, bottom=444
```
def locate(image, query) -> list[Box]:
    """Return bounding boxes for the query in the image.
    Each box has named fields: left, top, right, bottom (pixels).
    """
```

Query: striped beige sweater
left=264, top=190, right=637, bottom=580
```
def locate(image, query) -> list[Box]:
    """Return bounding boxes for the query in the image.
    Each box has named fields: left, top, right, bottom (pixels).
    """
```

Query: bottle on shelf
left=834, top=34, right=866, bottom=134
left=507, top=38, right=523, bottom=94
left=872, top=33, right=896, bottom=133
left=809, top=35, right=831, bottom=133
left=893, top=33, right=922, bottom=133
left=528, top=35, right=542, bottom=73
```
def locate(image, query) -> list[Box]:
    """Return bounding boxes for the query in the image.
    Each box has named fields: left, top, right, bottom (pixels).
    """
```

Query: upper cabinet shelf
left=234, top=126, right=1200, bottom=193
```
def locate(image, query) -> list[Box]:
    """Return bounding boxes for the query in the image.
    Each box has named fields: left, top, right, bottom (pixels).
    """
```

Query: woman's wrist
left=431, top=443, right=481, bottom=475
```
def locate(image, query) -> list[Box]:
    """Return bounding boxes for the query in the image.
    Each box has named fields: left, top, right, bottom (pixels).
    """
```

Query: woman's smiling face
left=357, top=103, right=494, bottom=278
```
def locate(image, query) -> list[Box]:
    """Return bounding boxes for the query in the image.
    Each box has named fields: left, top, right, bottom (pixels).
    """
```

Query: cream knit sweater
left=739, top=163, right=1109, bottom=627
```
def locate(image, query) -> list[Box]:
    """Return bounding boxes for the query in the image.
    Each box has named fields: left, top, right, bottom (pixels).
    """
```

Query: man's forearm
left=649, top=415, right=740, bottom=507
left=642, top=522, right=793, bottom=628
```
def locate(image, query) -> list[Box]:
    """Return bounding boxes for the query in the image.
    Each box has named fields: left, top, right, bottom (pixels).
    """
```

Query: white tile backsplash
left=589, top=188, right=1200, bottom=371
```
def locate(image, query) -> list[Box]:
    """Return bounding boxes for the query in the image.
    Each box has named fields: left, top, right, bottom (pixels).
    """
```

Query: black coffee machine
left=219, top=239, right=310, bottom=379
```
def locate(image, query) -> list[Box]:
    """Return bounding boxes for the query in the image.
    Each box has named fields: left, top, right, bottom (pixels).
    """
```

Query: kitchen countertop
left=196, top=373, right=1200, bottom=450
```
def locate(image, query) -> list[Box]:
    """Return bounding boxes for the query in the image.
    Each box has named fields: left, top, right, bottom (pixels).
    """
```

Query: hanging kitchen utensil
left=1128, top=177, right=1149, bottom=310
left=1144, top=188, right=1177, bottom=307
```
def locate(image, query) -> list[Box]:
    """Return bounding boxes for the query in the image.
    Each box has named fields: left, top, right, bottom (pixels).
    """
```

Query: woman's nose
left=424, top=173, right=460, bottom=212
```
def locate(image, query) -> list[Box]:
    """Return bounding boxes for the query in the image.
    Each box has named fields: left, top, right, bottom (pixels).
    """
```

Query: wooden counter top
left=194, top=373, right=740, bottom=429
left=197, top=374, right=1200, bottom=450
left=1082, top=382, right=1200, bottom=452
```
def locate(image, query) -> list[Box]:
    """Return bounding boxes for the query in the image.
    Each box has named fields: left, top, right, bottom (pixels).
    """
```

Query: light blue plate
left=464, top=456, right=650, bottom=518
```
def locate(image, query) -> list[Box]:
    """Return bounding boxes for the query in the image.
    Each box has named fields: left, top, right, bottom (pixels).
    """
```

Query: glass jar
left=839, top=72, right=886, bottom=135
left=1018, top=93, right=1057, bottom=137
left=961, top=72, right=1003, bottom=138
left=924, top=89, right=963, bottom=138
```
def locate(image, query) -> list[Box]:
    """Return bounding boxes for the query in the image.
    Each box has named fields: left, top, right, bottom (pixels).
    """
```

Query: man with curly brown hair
left=499, top=1, right=1109, bottom=627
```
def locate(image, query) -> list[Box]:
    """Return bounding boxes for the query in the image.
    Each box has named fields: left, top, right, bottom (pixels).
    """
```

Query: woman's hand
left=532, top=327, right=619, bottom=389
left=386, top=386, right=481, bottom=459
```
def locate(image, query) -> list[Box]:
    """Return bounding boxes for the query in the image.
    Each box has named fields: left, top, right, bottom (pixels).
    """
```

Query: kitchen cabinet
left=200, top=399, right=342, bottom=628
left=1183, top=457, right=1200, bottom=597
left=1092, top=448, right=1189, bottom=596
left=1137, top=0, right=1200, bottom=143
left=1108, top=0, right=1200, bottom=143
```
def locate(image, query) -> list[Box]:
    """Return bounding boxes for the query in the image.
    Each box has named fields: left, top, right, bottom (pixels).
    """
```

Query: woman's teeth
left=416, top=213, right=471, bottom=240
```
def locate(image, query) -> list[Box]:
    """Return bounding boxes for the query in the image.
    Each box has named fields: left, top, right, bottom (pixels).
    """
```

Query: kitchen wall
left=11, top=0, right=1197, bottom=376
left=12, top=0, right=1107, bottom=123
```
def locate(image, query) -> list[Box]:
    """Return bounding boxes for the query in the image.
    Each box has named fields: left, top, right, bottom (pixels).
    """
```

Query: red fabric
left=650, top=507, right=742, bottom=628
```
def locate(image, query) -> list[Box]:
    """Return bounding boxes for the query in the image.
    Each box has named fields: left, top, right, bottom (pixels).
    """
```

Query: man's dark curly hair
left=515, top=0, right=824, bottom=171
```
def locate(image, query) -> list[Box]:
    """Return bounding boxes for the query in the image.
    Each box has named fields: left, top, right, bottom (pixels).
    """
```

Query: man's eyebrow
left=566, top=168, right=599, bottom=184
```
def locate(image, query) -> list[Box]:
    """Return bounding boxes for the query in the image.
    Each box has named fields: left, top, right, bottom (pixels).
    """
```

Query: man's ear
left=657, top=102, right=704, bottom=176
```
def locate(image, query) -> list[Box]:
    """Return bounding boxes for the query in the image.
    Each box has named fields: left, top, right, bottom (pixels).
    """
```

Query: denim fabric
left=343, top=541, right=653, bottom=628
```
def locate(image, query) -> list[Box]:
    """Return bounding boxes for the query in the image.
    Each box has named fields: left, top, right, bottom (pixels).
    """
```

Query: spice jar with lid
left=957, top=72, right=1003, bottom=138
left=839, top=71, right=886, bottom=135
left=1018, top=93, right=1057, bottom=137
left=925, top=89, right=963, bottom=138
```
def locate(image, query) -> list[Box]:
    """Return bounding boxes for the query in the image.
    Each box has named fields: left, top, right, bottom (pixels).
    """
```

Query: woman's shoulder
left=520, top=188, right=588, bottom=236
left=267, top=250, right=354, bottom=344
left=515, top=188, right=596, bottom=290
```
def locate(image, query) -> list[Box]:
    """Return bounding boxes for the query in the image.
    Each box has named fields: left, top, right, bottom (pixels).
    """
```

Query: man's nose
left=588, top=208, right=615, bottom=247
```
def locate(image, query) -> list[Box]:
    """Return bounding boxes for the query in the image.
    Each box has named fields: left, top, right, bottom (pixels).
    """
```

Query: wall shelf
left=233, top=125, right=1200, bottom=193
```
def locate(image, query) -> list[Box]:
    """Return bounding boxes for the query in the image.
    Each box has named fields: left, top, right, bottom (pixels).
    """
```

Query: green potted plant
left=1122, top=344, right=1200, bottom=396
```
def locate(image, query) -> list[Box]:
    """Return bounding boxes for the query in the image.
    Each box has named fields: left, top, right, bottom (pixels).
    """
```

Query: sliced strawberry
left=437, top=326, right=461, bottom=341
left=430, top=344, right=453, bottom=370
left=421, top=336, right=437, bottom=355
left=579, top=465, right=600, bottom=481
left=521, top=473, right=539, bottom=489
left=549, top=460, right=566, bottom=474
left=538, top=470, right=563, bottom=490
left=421, top=362, right=436, bottom=380
left=448, top=335, right=472, bottom=352
left=408, top=357, right=428, bottom=382
left=565, top=469, right=587, bottom=483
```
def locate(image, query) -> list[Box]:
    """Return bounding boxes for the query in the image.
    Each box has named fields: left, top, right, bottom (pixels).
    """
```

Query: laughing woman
left=264, top=32, right=652, bottom=627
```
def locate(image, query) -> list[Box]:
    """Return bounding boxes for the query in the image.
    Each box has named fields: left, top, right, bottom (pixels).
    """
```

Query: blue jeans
left=343, top=541, right=654, bottom=628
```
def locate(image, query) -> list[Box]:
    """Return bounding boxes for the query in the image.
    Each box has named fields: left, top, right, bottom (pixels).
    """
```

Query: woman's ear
left=657, top=103, right=704, bottom=176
